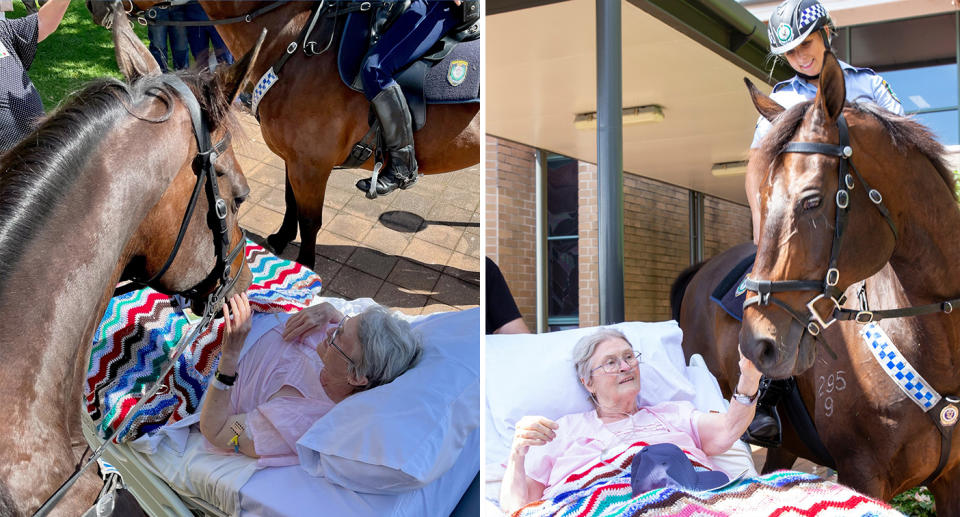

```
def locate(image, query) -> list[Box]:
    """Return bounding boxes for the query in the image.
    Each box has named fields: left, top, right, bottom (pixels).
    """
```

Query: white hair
left=354, top=305, right=422, bottom=390
left=572, top=327, right=631, bottom=388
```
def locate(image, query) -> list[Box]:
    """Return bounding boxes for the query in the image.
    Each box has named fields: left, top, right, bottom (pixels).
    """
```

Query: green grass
left=891, top=487, right=936, bottom=516
left=8, top=0, right=149, bottom=110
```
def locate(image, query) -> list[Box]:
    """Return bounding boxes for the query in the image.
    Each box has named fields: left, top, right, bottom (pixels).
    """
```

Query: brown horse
left=0, top=14, right=255, bottom=515
left=673, top=53, right=960, bottom=510
left=89, top=0, right=481, bottom=269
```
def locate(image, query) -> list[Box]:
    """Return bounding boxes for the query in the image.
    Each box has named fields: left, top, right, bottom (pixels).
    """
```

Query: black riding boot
left=356, top=84, right=418, bottom=198
left=742, top=376, right=791, bottom=447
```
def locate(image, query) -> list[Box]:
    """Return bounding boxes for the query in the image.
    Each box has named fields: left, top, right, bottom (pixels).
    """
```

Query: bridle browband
left=33, top=74, right=245, bottom=517
left=743, top=110, right=960, bottom=486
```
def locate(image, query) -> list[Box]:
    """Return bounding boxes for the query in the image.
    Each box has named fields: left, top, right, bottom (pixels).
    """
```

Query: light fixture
left=711, top=160, right=749, bottom=177
left=574, top=105, right=664, bottom=130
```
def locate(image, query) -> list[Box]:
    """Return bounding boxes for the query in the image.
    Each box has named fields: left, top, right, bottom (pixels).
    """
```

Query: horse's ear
left=815, top=51, right=845, bottom=123
left=215, top=28, right=268, bottom=104
left=745, top=78, right=784, bottom=122
left=111, top=9, right=161, bottom=82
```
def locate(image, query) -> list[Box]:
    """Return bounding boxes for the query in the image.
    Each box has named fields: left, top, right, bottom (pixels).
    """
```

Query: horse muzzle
left=740, top=308, right=814, bottom=378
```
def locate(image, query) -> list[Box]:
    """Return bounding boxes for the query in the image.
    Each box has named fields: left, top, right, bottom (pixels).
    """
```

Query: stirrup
left=365, top=161, right=384, bottom=199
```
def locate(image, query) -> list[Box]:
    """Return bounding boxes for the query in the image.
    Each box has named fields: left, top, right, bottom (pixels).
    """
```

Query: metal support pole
left=597, top=0, right=625, bottom=324
left=535, top=150, right=549, bottom=333
left=689, top=191, right=704, bottom=265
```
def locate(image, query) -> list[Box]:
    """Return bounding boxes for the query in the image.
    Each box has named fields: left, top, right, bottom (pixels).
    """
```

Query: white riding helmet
left=768, top=0, right=833, bottom=55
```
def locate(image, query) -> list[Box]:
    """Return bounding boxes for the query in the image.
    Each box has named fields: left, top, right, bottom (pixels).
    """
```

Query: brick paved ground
left=232, top=112, right=480, bottom=315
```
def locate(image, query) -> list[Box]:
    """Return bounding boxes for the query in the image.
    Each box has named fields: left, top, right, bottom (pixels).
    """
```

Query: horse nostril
left=235, top=194, right=247, bottom=208
left=754, top=337, right=779, bottom=369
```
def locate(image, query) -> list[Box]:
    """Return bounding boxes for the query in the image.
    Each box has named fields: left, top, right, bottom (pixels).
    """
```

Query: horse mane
left=0, top=71, right=235, bottom=286
left=757, top=100, right=957, bottom=199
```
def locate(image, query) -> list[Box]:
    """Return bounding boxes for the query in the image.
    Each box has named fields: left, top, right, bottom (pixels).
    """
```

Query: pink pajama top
left=523, top=401, right=711, bottom=489
left=227, top=324, right=335, bottom=468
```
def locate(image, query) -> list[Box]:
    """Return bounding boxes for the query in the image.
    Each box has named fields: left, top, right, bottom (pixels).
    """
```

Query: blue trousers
left=182, top=3, right=234, bottom=68
left=361, top=0, right=459, bottom=100
left=147, top=7, right=189, bottom=72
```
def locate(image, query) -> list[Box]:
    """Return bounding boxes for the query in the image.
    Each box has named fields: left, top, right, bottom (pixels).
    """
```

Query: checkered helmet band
left=768, top=0, right=831, bottom=55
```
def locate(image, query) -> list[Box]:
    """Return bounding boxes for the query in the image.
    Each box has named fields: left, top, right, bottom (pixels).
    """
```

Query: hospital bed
left=82, top=243, right=479, bottom=517
left=483, top=322, right=900, bottom=516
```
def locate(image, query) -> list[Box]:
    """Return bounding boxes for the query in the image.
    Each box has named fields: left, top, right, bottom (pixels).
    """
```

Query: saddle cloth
left=709, top=253, right=755, bottom=322
left=337, top=12, right=480, bottom=130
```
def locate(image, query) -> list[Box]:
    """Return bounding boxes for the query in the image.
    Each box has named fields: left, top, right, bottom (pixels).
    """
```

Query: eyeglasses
left=329, top=316, right=357, bottom=367
left=590, top=349, right=641, bottom=375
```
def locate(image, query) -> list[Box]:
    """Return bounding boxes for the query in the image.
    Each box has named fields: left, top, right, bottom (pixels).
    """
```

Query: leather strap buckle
left=807, top=293, right=840, bottom=330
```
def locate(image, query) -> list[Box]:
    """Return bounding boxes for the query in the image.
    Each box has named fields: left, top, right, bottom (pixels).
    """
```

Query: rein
left=32, top=74, right=243, bottom=517
left=744, top=111, right=960, bottom=486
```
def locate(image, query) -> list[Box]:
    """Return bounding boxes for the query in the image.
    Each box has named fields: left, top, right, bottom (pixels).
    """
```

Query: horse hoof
left=266, top=234, right=288, bottom=255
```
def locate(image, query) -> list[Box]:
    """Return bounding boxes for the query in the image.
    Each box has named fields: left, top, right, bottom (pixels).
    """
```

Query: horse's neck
left=880, top=154, right=960, bottom=390
left=199, top=2, right=313, bottom=58
left=0, top=122, right=181, bottom=507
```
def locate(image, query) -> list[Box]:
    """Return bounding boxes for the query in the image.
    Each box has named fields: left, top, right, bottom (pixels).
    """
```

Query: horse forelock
left=757, top=100, right=956, bottom=200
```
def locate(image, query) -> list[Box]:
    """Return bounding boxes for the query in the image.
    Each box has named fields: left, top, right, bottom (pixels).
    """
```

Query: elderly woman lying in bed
left=500, top=328, right=762, bottom=512
left=198, top=293, right=422, bottom=466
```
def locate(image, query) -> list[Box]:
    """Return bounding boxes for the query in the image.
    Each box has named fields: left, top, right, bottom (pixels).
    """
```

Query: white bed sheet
left=133, top=426, right=479, bottom=517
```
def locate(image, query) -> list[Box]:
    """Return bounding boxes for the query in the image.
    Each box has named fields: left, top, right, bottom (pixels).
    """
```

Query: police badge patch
left=447, top=60, right=468, bottom=87
left=776, top=23, right=793, bottom=43
left=941, top=404, right=958, bottom=427
left=881, top=79, right=901, bottom=104
left=735, top=278, right=747, bottom=297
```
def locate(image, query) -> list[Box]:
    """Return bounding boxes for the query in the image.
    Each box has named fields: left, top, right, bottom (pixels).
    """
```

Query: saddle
left=249, top=1, right=480, bottom=167
left=337, top=2, right=481, bottom=130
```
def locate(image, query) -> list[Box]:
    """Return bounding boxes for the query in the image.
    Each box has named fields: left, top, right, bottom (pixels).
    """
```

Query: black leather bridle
left=742, top=110, right=960, bottom=486
left=113, top=74, right=245, bottom=307
left=743, top=112, right=960, bottom=342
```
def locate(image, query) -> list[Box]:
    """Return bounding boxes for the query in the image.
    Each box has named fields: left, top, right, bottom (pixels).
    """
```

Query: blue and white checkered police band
left=861, top=323, right=942, bottom=410
left=768, top=0, right=831, bottom=55
left=251, top=67, right=279, bottom=116
left=797, top=4, right=826, bottom=32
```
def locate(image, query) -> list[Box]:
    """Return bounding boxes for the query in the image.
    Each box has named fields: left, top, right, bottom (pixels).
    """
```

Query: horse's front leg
left=289, top=163, right=332, bottom=270
left=928, top=461, right=960, bottom=515
left=266, top=166, right=299, bottom=255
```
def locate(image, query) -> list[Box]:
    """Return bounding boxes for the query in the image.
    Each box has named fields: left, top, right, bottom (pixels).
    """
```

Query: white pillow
left=297, top=307, right=480, bottom=494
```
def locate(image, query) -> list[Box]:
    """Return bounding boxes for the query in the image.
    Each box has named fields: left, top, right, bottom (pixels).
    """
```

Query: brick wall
left=485, top=136, right=538, bottom=331
left=622, top=173, right=690, bottom=321
left=487, top=135, right=755, bottom=328
left=703, top=196, right=752, bottom=260
left=578, top=162, right=600, bottom=327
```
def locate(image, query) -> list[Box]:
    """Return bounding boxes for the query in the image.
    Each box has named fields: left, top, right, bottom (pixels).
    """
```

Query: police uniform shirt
left=0, top=14, right=42, bottom=153
left=751, top=59, right=904, bottom=148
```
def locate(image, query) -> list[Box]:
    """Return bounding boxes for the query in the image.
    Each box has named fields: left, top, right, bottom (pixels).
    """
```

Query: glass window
left=882, top=64, right=957, bottom=112
left=914, top=110, right=959, bottom=147
left=545, top=153, right=579, bottom=328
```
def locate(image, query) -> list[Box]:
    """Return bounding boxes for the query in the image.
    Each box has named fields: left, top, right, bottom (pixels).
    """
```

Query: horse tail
left=670, top=262, right=705, bottom=321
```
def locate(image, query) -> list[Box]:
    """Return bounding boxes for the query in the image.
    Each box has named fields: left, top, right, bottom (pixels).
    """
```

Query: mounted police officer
left=354, top=0, right=465, bottom=197
left=744, top=0, right=904, bottom=447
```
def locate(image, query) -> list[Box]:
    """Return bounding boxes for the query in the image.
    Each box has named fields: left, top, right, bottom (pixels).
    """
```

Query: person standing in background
left=0, top=0, right=69, bottom=152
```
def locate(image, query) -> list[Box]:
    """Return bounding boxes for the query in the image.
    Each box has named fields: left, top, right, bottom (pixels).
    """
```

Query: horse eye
left=801, top=195, right=821, bottom=211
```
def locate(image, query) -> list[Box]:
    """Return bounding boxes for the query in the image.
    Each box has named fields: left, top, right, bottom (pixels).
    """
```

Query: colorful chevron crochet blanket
left=515, top=442, right=903, bottom=517
left=85, top=241, right=322, bottom=443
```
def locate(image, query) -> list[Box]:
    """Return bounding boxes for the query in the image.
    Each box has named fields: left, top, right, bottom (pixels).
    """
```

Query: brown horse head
left=740, top=52, right=914, bottom=377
